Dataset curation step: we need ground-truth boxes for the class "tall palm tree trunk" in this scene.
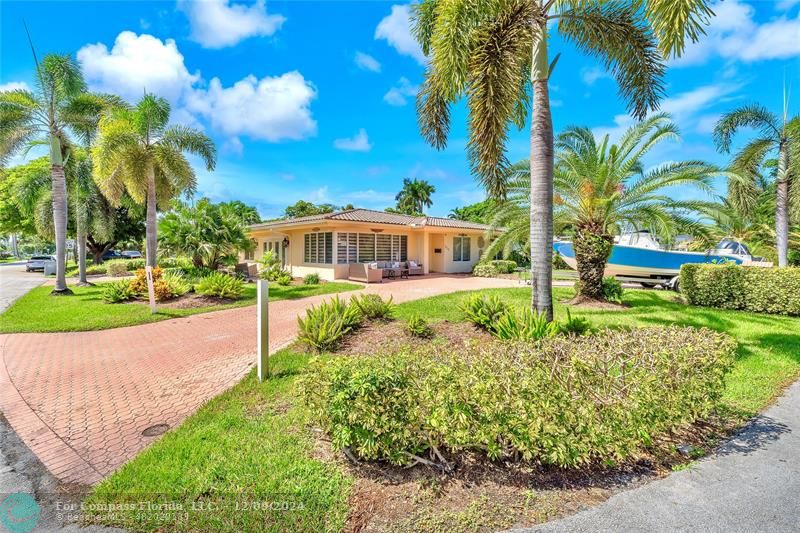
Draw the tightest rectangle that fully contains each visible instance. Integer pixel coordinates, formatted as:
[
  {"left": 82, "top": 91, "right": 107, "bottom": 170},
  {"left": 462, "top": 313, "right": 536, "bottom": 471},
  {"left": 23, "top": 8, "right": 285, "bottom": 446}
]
[
  {"left": 529, "top": 27, "right": 553, "bottom": 321},
  {"left": 76, "top": 210, "right": 89, "bottom": 285},
  {"left": 51, "top": 163, "right": 70, "bottom": 293},
  {"left": 776, "top": 141, "right": 789, "bottom": 267},
  {"left": 145, "top": 163, "right": 158, "bottom": 268}
]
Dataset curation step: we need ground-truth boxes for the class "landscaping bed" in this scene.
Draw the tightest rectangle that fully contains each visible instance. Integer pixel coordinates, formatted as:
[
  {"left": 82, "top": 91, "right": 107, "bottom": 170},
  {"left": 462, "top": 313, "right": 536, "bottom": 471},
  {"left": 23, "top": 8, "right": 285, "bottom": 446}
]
[{"left": 84, "top": 288, "right": 800, "bottom": 532}]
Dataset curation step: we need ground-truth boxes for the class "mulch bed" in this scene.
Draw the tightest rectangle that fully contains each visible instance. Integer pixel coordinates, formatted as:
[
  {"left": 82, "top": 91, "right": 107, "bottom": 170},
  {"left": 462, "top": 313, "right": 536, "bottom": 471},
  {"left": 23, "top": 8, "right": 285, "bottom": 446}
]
[
  {"left": 300, "top": 318, "right": 737, "bottom": 532},
  {"left": 125, "top": 293, "right": 238, "bottom": 309}
]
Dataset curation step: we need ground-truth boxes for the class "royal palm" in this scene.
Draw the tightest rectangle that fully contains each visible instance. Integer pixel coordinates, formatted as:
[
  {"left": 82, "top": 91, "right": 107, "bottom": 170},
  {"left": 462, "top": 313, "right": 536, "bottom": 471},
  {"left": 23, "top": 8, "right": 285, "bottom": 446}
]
[
  {"left": 92, "top": 94, "right": 216, "bottom": 268},
  {"left": 413, "top": 0, "right": 713, "bottom": 319},
  {"left": 0, "top": 54, "right": 107, "bottom": 293},
  {"left": 395, "top": 178, "right": 436, "bottom": 214}
]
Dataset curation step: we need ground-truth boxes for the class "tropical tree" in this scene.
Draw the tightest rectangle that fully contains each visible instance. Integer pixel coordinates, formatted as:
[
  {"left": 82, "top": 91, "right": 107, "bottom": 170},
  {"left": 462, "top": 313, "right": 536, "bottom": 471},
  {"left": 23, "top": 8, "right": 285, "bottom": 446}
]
[
  {"left": 92, "top": 94, "right": 216, "bottom": 268},
  {"left": 283, "top": 200, "right": 337, "bottom": 219},
  {"left": 713, "top": 103, "right": 800, "bottom": 267},
  {"left": 413, "top": 0, "right": 713, "bottom": 319},
  {"left": 159, "top": 198, "right": 254, "bottom": 269},
  {"left": 486, "top": 115, "right": 719, "bottom": 300},
  {"left": 0, "top": 54, "right": 110, "bottom": 293},
  {"left": 395, "top": 178, "right": 435, "bottom": 215},
  {"left": 448, "top": 198, "right": 497, "bottom": 223}
]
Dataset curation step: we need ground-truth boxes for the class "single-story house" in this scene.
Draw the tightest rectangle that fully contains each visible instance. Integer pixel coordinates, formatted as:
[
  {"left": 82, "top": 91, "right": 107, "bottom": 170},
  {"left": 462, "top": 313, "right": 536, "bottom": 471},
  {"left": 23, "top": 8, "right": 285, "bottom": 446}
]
[{"left": 244, "top": 208, "right": 495, "bottom": 281}]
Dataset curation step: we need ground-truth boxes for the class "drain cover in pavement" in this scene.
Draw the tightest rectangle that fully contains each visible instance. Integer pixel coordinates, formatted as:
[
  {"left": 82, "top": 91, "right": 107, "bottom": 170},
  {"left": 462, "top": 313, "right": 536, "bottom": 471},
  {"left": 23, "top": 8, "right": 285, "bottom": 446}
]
[{"left": 141, "top": 423, "right": 170, "bottom": 437}]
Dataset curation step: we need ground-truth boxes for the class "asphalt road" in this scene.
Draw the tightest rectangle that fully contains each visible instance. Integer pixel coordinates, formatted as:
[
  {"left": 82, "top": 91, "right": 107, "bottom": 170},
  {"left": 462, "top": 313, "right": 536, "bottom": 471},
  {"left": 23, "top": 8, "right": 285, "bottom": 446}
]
[
  {"left": 515, "top": 380, "right": 800, "bottom": 533},
  {"left": 0, "top": 261, "right": 45, "bottom": 312}
]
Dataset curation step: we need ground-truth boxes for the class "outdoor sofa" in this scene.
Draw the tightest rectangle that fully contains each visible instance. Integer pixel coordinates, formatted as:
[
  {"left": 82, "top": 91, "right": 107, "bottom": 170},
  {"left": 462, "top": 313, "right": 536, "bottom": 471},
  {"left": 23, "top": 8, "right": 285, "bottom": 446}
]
[{"left": 348, "top": 261, "right": 424, "bottom": 283}]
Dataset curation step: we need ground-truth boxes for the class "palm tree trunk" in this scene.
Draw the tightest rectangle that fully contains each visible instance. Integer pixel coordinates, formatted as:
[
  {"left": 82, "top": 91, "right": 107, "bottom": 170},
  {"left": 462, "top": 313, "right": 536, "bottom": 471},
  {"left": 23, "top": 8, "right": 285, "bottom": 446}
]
[
  {"left": 145, "top": 163, "right": 158, "bottom": 268},
  {"left": 574, "top": 229, "right": 613, "bottom": 299},
  {"left": 10, "top": 234, "right": 18, "bottom": 257},
  {"left": 76, "top": 214, "right": 89, "bottom": 285},
  {"left": 776, "top": 140, "right": 789, "bottom": 267},
  {"left": 529, "top": 27, "right": 553, "bottom": 321},
  {"left": 49, "top": 136, "right": 71, "bottom": 294}
]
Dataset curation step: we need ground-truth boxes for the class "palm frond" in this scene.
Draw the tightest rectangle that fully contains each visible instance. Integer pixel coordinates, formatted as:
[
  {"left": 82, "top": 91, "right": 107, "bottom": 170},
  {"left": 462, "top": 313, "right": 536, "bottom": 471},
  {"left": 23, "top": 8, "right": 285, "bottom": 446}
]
[
  {"left": 557, "top": 2, "right": 665, "bottom": 119},
  {"left": 713, "top": 104, "right": 780, "bottom": 153},
  {"left": 638, "top": 0, "right": 714, "bottom": 58},
  {"left": 416, "top": 71, "right": 452, "bottom": 149},
  {"left": 161, "top": 125, "right": 217, "bottom": 171}
]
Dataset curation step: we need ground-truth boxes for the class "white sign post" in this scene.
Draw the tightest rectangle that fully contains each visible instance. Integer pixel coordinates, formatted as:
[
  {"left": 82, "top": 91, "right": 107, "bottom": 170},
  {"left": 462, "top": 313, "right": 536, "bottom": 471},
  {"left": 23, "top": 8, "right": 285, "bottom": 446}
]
[
  {"left": 145, "top": 265, "right": 157, "bottom": 314},
  {"left": 257, "top": 279, "right": 270, "bottom": 380}
]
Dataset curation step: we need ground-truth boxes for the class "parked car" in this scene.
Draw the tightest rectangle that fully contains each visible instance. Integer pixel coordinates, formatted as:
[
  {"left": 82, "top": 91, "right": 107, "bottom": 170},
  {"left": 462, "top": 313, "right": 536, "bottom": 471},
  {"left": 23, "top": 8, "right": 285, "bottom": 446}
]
[
  {"left": 102, "top": 250, "right": 122, "bottom": 261},
  {"left": 26, "top": 255, "right": 55, "bottom": 272},
  {"left": 120, "top": 250, "right": 143, "bottom": 259}
]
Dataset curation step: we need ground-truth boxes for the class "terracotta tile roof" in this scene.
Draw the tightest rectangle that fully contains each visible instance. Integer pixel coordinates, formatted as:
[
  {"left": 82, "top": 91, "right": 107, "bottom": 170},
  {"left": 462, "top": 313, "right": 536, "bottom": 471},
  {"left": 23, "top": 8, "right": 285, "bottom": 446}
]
[{"left": 249, "top": 208, "right": 495, "bottom": 231}]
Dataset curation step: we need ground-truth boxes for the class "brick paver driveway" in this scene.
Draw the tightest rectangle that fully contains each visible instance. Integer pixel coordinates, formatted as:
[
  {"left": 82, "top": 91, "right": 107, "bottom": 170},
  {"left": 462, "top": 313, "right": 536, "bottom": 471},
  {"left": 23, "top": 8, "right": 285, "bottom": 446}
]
[{"left": 0, "top": 275, "right": 516, "bottom": 485}]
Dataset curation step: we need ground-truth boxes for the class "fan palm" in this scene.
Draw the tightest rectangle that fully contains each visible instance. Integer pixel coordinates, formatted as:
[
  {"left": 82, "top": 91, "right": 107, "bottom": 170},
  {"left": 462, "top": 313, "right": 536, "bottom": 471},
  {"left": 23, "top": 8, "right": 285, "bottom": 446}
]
[
  {"left": 92, "top": 94, "right": 216, "bottom": 268},
  {"left": 713, "top": 103, "right": 800, "bottom": 267},
  {"left": 487, "top": 115, "right": 719, "bottom": 300},
  {"left": 413, "top": 0, "right": 713, "bottom": 319},
  {"left": 395, "top": 178, "right": 436, "bottom": 215},
  {"left": 0, "top": 53, "right": 109, "bottom": 293}
]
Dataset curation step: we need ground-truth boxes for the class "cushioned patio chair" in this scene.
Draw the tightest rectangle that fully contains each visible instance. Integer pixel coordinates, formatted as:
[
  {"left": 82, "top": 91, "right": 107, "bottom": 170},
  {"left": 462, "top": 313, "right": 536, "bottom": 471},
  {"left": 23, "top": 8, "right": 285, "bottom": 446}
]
[{"left": 349, "top": 263, "right": 382, "bottom": 283}]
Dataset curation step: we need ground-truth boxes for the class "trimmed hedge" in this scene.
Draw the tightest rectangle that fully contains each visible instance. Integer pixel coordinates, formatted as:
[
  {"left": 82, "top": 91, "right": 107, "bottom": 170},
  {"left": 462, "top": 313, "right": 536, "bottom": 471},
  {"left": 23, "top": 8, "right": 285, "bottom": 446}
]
[
  {"left": 472, "top": 260, "right": 517, "bottom": 277},
  {"left": 302, "top": 326, "right": 736, "bottom": 467},
  {"left": 681, "top": 263, "right": 800, "bottom": 316}
]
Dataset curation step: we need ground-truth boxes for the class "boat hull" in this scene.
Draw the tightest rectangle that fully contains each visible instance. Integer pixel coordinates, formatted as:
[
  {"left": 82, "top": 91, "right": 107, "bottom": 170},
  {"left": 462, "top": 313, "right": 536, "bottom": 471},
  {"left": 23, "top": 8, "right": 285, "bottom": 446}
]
[{"left": 553, "top": 241, "right": 744, "bottom": 279}]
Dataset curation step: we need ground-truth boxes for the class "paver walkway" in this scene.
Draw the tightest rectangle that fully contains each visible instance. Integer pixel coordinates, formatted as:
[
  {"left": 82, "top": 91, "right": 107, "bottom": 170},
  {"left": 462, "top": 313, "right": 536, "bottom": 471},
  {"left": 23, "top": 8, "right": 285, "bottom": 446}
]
[
  {"left": 0, "top": 275, "right": 515, "bottom": 485},
  {"left": 516, "top": 379, "right": 800, "bottom": 533}
]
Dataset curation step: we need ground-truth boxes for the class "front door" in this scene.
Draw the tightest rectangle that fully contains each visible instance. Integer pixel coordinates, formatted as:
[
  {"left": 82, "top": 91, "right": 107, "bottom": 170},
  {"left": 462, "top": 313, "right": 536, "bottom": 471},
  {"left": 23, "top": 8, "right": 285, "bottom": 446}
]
[{"left": 264, "top": 240, "right": 286, "bottom": 266}]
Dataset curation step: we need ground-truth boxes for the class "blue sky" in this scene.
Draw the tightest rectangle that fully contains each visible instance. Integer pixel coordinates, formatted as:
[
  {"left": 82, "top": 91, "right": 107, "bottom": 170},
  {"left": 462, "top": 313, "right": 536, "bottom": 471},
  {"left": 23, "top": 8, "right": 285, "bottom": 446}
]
[{"left": 2, "top": 0, "right": 800, "bottom": 219}]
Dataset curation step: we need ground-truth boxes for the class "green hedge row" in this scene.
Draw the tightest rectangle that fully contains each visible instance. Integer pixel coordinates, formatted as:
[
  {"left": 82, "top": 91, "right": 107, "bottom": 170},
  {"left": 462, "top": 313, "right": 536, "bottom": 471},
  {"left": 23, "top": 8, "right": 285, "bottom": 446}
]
[
  {"left": 680, "top": 263, "right": 800, "bottom": 316},
  {"left": 472, "top": 259, "right": 517, "bottom": 277},
  {"left": 302, "top": 326, "right": 735, "bottom": 467}
]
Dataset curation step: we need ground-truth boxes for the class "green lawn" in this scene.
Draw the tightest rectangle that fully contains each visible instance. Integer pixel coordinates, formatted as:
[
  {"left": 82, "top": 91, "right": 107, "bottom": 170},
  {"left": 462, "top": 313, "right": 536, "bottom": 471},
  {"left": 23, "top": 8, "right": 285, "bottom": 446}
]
[
  {"left": 86, "top": 287, "right": 800, "bottom": 531},
  {"left": 0, "top": 281, "right": 362, "bottom": 333}
]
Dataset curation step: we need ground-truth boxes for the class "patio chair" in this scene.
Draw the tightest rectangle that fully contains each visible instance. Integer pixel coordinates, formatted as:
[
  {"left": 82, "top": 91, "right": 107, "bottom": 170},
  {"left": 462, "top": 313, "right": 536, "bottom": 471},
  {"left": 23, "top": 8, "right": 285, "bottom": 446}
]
[{"left": 349, "top": 263, "right": 382, "bottom": 283}]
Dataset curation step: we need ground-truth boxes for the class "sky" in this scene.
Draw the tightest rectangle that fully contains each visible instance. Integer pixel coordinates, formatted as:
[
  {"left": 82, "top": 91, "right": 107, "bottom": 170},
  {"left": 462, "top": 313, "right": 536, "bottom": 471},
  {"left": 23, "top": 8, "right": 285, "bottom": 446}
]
[{"left": 2, "top": 0, "right": 800, "bottom": 219}]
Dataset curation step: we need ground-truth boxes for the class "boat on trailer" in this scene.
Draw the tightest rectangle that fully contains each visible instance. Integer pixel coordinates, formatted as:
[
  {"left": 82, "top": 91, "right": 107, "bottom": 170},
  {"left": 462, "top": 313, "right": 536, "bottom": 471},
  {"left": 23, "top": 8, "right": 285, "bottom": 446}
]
[{"left": 553, "top": 231, "right": 772, "bottom": 289}]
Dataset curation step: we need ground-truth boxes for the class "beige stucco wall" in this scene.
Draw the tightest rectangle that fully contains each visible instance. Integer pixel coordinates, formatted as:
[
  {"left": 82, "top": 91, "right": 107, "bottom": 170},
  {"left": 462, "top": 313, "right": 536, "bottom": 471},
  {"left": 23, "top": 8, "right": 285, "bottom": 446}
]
[{"left": 246, "top": 222, "right": 486, "bottom": 280}]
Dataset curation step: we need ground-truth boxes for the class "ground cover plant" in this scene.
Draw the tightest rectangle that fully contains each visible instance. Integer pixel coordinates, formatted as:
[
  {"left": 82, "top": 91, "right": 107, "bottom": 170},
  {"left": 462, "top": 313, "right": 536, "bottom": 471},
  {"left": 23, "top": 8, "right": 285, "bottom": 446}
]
[{"left": 85, "top": 288, "right": 800, "bottom": 532}]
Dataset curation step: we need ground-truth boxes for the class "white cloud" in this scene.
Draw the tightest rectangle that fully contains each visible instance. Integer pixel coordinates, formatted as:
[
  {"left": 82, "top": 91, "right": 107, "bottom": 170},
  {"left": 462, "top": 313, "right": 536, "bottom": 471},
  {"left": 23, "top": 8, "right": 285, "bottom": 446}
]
[
  {"left": 77, "top": 31, "right": 199, "bottom": 102},
  {"left": 384, "top": 77, "right": 418, "bottom": 106},
  {"left": 581, "top": 67, "right": 610, "bottom": 86},
  {"left": 333, "top": 128, "right": 372, "bottom": 152},
  {"left": 354, "top": 52, "right": 381, "bottom": 72},
  {"left": 674, "top": 0, "right": 800, "bottom": 66},
  {"left": 178, "top": 0, "right": 285, "bottom": 49},
  {"left": 341, "top": 189, "right": 395, "bottom": 203},
  {"left": 695, "top": 114, "right": 721, "bottom": 134},
  {"left": 186, "top": 72, "right": 317, "bottom": 142},
  {"left": 375, "top": 5, "right": 425, "bottom": 64},
  {"left": 776, "top": 0, "right": 800, "bottom": 10},
  {"left": 0, "top": 81, "right": 30, "bottom": 92},
  {"left": 222, "top": 137, "right": 244, "bottom": 155}
]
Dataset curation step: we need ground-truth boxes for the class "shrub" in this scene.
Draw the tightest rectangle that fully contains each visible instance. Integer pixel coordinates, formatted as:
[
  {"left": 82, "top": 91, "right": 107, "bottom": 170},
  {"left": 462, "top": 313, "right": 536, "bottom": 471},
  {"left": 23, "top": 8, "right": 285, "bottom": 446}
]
[
  {"left": 460, "top": 294, "right": 508, "bottom": 330},
  {"left": 574, "top": 276, "right": 625, "bottom": 303},
  {"left": 406, "top": 314, "right": 434, "bottom": 338},
  {"left": 162, "top": 270, "right": 191, "bottom": 297},
  {"left": 492, "top": 307, "right": 560, "bottom": 340},
  {"left": 102, "top": 280, "right": 136, "bottom": 303},
  {"left": 303, "top": 273, "right": 320, "bottom": 285},
  {"left": 276, "top": 273, "right": 293, "bottom": 286},
  {"left": 302, "top": 327, "right": 736, "bottom": 467},
  {"left": 297, "top": 297, "right": 362, "bottom": 352},
  {"left": 106, "top": 261, "right": 130, "bottom": 277},
  {"left": 196, "top": 272, "right": 244, "bottom": 299},
  {"left": 680, "top": 263, "right": 800, "bottom": 316},
  {"left": 472, "top": 263, "right": 499, "bottom": 277},
  {"left": 126, "top": 258, "right": 146, "bottom": 270},
  {"left": 158, "top": 257, "right": 194, "bottom": 270},
  {"left": 129, "top": 267, "right": 162, "bottom": 294},
  {"left": 258, "top": 251, "right": 291, "bottom": 281},
  {"left": 557, "top": 309, "right": 594, "bottom": 336},
  {"left": 489, "top": 259, "right": 516, "bottom": 274},
  {"left": 350, "top": 294, "right": 394, "bottom": 320},
  {"left": 553, "top": 252, "right": 570, "bottom": 270}
]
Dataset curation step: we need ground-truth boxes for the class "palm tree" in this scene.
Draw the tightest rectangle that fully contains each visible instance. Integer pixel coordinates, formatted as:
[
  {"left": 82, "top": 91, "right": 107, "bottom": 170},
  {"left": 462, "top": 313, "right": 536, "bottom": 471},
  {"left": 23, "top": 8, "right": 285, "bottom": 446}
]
[
  {"left": 0, "top": 54, "right": 105, "bottom": 293},
  {"left": 413, "top": 0, "right": 713, "bottom": 319},
  {"left": 713, "top": 103, "right": 800, "bottom": 267},
  {"left": 486, "top": 115, "right": 719, "bottom": 300},
  {"left": 92, "top": 94, "right": 216, "bottom": 268},
  {"left": 395, "top": 178, "right": 436, "bottom": 215}
]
